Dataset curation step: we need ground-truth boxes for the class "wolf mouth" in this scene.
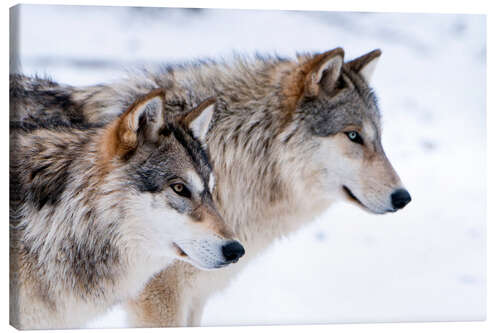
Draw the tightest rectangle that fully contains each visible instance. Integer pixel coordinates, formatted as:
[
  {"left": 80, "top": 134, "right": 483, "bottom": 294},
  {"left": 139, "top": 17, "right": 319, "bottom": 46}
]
[
  {"left": 342, "top": 186, "right": 396, "bottom": 214},
  {"left": 173, "top": 242, "right": 229, "bottom": 270},
  {"left": 173, "top": 243, "right": 188, "bottom": 257},
  {"left": 342, "top": 186, "right": 367, "bottom": 209}
]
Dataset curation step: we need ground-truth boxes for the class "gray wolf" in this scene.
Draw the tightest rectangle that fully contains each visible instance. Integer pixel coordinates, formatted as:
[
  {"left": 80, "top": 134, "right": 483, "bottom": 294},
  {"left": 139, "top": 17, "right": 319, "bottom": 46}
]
[
  {"left": 9, "top": 89, "right": 245, "bottom": 329},
  {"left": 10, "top": 47, "right": 411, "bottom": 327}
]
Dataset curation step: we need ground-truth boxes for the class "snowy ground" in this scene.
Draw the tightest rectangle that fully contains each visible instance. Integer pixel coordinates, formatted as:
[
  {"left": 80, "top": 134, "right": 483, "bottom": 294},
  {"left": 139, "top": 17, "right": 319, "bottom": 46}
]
[{"left": 12, "top": 5, "right": 486, "bottom": 327}]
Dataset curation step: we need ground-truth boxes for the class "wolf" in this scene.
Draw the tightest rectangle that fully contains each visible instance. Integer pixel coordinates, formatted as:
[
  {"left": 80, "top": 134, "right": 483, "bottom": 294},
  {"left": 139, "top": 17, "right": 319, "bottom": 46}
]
[
  {"left": 9, "top": 89, "right": 245, "bottom": 329},
  {"left": 10, "top": 47, "right": 411, "bottom": 327}
]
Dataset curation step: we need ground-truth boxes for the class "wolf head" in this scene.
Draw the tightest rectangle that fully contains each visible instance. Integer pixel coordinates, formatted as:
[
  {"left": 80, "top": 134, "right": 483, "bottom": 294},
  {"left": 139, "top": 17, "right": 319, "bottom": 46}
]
[
  {"left": 100, "top": 90, "right": 244, "bottom": 270},
  {"left": 284, "top": 48, "right": 411, "bottom": 214}
]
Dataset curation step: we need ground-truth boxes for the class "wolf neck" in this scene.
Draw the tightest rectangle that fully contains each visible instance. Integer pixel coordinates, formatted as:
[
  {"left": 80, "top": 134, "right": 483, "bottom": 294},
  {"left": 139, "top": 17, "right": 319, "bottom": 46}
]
[{"left": 208, "top": 121, "right": 330, "bottom": 249}]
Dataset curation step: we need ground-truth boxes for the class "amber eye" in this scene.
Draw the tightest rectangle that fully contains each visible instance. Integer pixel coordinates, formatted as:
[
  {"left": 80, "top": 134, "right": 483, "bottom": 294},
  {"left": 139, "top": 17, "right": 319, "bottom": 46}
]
[{"left": 170, "top": 183, "right": 191, "bottom": 198}]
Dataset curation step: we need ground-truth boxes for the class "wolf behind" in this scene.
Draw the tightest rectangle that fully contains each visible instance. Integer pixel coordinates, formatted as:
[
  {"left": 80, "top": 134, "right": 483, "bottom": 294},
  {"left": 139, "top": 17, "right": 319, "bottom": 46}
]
[
  {"left": 9, "top": 89, "right": 245, "bottom": 329},
  {"left": 11, "top": 47, "right": 411, "bottom": 326}
]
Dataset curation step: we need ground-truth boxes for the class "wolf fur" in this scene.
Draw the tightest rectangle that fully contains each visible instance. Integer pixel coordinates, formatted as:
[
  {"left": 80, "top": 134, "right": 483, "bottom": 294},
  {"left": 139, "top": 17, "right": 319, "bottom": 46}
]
[
  {"left": 9, "top": 89, "right": 244, "bottom": 329},
  {"left": 10, "top": 47, "right": 411, "bottom": 327}
]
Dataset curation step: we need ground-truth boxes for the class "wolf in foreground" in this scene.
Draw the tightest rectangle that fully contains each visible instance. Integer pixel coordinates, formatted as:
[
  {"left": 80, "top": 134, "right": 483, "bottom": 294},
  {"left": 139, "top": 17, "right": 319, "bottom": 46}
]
[
  {"left": 9, "top": 89, "right": 245, "bottom": 329},
  {"left": 10, "top": 47, "right": 411, "bottom": 327}
]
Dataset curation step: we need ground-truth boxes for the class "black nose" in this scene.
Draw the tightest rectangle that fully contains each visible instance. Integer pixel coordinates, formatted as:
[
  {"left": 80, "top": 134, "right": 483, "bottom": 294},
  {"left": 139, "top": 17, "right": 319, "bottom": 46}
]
[
  {"left": 222, "top": 241, "right": 245, "bottom": 263},
  {"left": 391, "top": 189, "right": 412, "bottom": 210}
]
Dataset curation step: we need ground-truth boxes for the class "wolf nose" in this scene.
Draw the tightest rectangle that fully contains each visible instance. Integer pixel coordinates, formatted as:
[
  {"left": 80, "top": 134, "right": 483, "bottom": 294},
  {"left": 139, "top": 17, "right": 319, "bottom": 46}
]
[
  {"left": 222, "top": 241, "right": 245, "bottom": 263},
  {"left": 391, "top": 189, "right": 412, "bottom": 210}
]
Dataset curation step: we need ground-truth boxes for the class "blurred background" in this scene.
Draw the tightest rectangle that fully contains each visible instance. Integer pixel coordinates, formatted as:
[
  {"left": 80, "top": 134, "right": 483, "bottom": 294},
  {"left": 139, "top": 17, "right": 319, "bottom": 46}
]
[{"left": 11, "top": 4, "right": 486, "bottom": 327}]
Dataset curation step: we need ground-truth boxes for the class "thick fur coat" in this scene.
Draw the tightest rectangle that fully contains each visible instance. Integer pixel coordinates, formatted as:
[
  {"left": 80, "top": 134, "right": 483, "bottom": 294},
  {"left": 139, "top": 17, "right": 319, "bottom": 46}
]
[{"left": 10, "top": 47, "right": 411, "bottom": 326}]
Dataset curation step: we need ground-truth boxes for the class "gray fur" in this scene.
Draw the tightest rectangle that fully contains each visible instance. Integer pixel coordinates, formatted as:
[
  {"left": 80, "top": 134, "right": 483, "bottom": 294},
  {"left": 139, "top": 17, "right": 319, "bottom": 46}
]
[{"left": 10, "top": 48, "right": 409, "bottom": 327}]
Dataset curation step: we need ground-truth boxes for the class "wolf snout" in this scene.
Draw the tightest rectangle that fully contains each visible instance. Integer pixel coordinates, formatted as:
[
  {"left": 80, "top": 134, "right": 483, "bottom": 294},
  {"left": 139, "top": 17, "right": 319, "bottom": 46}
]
[
  {"left": 222, "top": 241, "right": 245, "bottom": 263},
  {"left": 391, "top": 189, "right": 411, "bottom": 210}
]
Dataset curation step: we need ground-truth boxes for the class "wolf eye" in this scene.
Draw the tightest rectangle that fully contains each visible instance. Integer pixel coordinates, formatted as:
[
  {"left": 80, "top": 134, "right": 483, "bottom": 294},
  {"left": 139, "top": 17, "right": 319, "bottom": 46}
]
[
  {"left": 171, "top": 183, "right": 191, "bottom": 198},
  {"left": 346, "top": 131, "right": 364, "bottom": 145}
]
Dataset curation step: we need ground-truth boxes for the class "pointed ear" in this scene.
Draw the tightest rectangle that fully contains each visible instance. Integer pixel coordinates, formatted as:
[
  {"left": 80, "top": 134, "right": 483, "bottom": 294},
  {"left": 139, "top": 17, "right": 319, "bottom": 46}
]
[
  {"left": 105, "top": 89, "right": 165, "bottom": 158},
  {"left": 304, "top": 47, "right": 345, "bottom": 96},
  {"left": 346, "top": 49, "right": 382, "bottom": 83},
  {"left": 183, "top": 98, "right": 216, "bottom": 142}
]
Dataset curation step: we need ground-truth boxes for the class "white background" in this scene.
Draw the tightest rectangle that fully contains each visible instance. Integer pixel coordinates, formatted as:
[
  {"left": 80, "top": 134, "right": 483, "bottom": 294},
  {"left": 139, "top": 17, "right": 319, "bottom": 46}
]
[{"left": 4, "top": 1, "right": 498, "bottom": 333}]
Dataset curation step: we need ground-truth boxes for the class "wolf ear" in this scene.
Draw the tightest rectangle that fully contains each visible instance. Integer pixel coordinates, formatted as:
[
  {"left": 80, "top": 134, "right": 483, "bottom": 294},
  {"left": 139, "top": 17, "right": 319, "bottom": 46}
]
[
  {"left": 183, "top": 98, "right": 216, "bottom": 142},
  {"left": 106, "top": 89, "right": 165, "bottom": 158},
  {"left": 304, "top": 47, "right": 345, "bottom": 96},
  {"left": 346, "top": 49, "right": 382, "bottom": 83}
]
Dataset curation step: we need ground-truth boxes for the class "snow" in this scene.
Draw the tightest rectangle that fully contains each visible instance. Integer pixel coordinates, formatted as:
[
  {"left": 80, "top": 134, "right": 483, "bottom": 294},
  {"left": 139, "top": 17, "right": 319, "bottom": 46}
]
[{"left": 12, "top": 4, "right": 486, "bottom": 327}]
